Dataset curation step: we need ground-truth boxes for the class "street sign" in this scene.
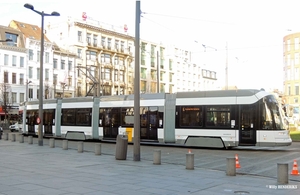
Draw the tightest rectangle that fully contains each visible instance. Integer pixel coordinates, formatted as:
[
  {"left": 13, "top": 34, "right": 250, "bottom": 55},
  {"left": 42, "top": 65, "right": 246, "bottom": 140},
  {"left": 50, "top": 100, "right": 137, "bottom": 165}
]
[{"left": 36, "top": 117, "right": 41, "bottom": 124}]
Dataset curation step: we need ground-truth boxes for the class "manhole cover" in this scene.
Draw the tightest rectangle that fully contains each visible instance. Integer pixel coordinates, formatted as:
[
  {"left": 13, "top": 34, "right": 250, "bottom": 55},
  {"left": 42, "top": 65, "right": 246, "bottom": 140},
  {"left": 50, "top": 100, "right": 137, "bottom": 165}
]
[{"left": 234, "top": 191, "right": 250, "bottom": 194}]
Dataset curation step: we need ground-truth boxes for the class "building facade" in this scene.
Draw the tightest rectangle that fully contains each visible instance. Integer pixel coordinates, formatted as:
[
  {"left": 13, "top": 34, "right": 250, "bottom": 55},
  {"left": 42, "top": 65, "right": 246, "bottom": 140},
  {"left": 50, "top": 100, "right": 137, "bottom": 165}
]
[
  {"left": 283, "top": 33, "right": 300, "bottom": 105},
  {"left": 0, "top": 25, "right": 27, "bottom": 121},
  {"left": 9, "top": 20, "right": 56, "bottom": 101},
  {"left": 46, "top": 17, "right": 135, "bottom": 97}
]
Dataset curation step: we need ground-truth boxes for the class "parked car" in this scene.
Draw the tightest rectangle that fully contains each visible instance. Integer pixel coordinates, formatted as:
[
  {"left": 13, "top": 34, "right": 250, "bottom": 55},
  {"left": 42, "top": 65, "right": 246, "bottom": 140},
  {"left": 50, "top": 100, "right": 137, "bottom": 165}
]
[{"left": 9, "top": 123, "right": 20, "bottom": 132}]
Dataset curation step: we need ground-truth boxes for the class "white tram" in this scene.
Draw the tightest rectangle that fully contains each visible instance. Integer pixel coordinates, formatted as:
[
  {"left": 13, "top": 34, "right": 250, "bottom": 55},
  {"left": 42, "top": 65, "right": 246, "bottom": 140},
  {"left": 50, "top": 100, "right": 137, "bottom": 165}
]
[{"left": 22, "top": 89, "right": 292, "bottom": 148}]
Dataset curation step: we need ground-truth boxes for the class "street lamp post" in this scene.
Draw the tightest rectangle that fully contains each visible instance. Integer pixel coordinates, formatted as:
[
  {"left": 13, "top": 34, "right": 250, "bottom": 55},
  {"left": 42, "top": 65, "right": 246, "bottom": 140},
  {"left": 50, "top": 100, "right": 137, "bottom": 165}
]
[
  {"left": 24, "top": 3, "right": 60, "bottom": 146},
  {"left": 26, "top": 80, "right": 32, "bottom": 102}
]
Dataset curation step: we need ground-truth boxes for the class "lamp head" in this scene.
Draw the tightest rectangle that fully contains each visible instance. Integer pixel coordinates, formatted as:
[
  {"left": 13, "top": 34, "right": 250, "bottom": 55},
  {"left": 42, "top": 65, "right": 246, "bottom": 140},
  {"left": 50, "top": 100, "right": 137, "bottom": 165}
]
[
  {"left": 24, "top": 3, "right": 34, "bottom": 10},
  {"left": 51, "top": 11, "right": 60, "bottom": 16}
]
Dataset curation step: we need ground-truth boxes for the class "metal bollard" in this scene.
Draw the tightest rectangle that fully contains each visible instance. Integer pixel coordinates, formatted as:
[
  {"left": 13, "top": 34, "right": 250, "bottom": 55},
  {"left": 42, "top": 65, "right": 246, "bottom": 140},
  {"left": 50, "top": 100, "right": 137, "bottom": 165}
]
[
  {"left": 49, "top": 138, "right": 55, "bottom": 148},
  {"left": 28, "top": 136, "right": 33, "bottom": 144},
  {"left": 11, "top": 134, "right": 16, "bottom": 142},
  {"left": 277, "top": 163, "right": 288, "bottom": 184},
  {"left": 78, "top": 142, "right": 84, "bottom": 153},
  {"left": 115, "top": 135, "right": 128, "bottom": 160},
  {"left": 19, "top": 134, "right": 24, "bottom": 143},
  {"left": 153, "top": 149, "right": 161, "bottom": 165},
  {"left": 62, "top": 140, "right": 68, "bottom": 150},
  {"left": 186, "top": 152, "right": 194, "bottom": 170},
  {"left": 3, "top": 133, "right": 8, "bottom": 141},
  {"left": 226, "top": 158, "right": 236, "bottom": 176},
  {"left": 95, "top": 143, "right": 101, "bottom": 155}
]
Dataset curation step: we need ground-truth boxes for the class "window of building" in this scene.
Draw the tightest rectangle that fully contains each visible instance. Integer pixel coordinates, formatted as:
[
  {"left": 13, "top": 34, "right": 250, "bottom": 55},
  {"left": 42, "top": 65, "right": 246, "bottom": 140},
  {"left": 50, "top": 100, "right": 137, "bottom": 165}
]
[
  {"left": 296, "top": 85, "right": 299, "bottom": 95},
  {"left": 29, "top": 88, "right": 33, "bottom": 99},
  {"left": 12, "top": 93, "right": 17, "bottom": 103},
  {"left": 101, "top": 53, "right": 111, "bottom": 63},
  {"left": 37, "top": 51, "right": 40, "bottom": 62},
  {"left": 53, "top": 74, "right": 58, "bottom": 85},
  {"left": 115, "top": 40, "right": 119, "bottom": 51},
  {"left": 12, "top": 73, "right": 16, "bottom": 84},
  {"left": 20, "top": 56, "right": 24, "bottom": 67},
  {"left": 37, "top": 68, "right": 40, "bottom": 80},
  {"left": 141, "top": 68, "right": 147, "bottom": 79},
  {"left": 121, "top": 41, "right": 124, "bottom": 52},
  {"left": 120, "top": 71, "right": 124, "bottom": 82},
  {"left": 77, "top": 49, "right": 82, "bottom": 58},
  {"left": 113, "top": 70, "right": 118, "bottom": 82},
  {"left": 61, "top": 60, "right": 65, "bottom": 69},
  {"left": 29, "top": 49, "right": 33, "bottom": 60},
  {"left": 29, "top": 67, "right": 33, "bottom": 78},
  {"left": 287, "top": 39, "right": 291, "bottom": 51},
  {"left": 104, "top": 68, "right": 111, "bottom": 80},
  {"left": 108, "top": 38, "right": 112, "bottom": 49},
  {"left": 68, "top": 76, "right": 72, "bottom": 87},
  {"left": 101, "top": 37, "right": 106, "bottom": 48},
  {"left": 12, "top": 55, "right": 17, "bottom": 66},
  {"left": 87, "top": 51, "right": 97, "bottom": 61},
  {"left": 78, "top": 31, "right": 82, "bottom": 42},
  {"left": 4, "top": 72, "right": 8, "bottom": 83},
  {"left": 20, "top": 73, "right": 24, "bottom": 85},
  {"left": 77, "top": 84, "right": 82, "bottom": 96},
  {"left": 45, "top": 69, "right": 49, "bottom": 81},
  {"left": 68, "top": 61, "right": 72, "bottom": 71},
  {"left": 45, "top": 52, "right": 49, "bottom": 63},
  {"left": 53, "top": 58, "right": 57, "bottom": 69},
  {"left": 20, "top": 93, "right": 24, "bottom": 103},
  {"left": 5, "top": 32, "right": 17, "bottom": 46},
  {"left": 87, "top": 33, "right": 91, "bottom": 45},
  {"left": 93, "top": 35, "right": 98, "bottom": 47},
  {"left": 4, "top": 54, "right": 9, "bottom": 65}
]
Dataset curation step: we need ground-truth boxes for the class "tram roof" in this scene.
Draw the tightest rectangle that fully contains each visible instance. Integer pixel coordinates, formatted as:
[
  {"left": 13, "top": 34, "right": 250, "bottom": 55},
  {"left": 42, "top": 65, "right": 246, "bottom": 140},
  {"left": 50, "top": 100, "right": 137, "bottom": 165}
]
[{"left": 175, "top": 89, "right": 266, "bottom": 98}]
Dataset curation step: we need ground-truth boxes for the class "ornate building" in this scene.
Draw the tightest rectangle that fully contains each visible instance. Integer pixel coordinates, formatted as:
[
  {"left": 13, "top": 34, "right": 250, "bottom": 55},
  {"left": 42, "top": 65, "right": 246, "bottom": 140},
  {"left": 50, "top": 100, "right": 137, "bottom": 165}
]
[{"left": 46, "top": 17, "right": 135, "bottom": 97}]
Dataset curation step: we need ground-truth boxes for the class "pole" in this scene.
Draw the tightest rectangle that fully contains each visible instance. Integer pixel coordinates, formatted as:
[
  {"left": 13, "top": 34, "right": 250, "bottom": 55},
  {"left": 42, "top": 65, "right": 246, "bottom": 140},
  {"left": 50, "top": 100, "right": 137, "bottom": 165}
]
[
  {"left": 133, "top": 0, "right": 141, "bottom": 161},
  {"left": 38, "top": 12, "right": 44, "bottom": 146},
  {"left": 157, "top": 51, "right": 159, "bottom": 93},
  {"left": 225, "top": 42, "right": 228, "bottom": 90}
]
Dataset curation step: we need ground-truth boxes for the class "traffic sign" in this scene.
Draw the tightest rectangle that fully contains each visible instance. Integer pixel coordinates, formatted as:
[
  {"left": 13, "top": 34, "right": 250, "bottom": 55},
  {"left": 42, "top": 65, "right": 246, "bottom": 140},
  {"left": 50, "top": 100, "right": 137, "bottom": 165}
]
[{"left": 36, "top": 117, "right": 41, "bottom": 124}]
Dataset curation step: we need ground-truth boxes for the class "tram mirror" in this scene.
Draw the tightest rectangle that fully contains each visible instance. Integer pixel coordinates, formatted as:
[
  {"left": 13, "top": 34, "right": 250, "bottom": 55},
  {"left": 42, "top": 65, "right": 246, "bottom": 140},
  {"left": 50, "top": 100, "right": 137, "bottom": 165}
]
[
  {"left": 231, "top": 120, "right": 235, "bottom": 128},
  {"left": 159, "top": 119, "right": 162, "bottom": 127}
]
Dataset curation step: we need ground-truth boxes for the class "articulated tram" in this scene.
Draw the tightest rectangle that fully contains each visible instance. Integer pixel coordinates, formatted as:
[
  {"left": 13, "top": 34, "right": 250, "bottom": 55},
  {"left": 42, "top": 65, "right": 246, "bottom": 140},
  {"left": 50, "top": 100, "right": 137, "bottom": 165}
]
[{"left": 21, "top": 89, "right": 292, "bottom": 148}]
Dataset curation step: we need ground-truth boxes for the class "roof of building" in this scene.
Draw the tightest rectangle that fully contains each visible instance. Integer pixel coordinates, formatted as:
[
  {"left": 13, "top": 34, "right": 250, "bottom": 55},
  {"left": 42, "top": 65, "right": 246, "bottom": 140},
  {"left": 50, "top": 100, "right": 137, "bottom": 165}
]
[{"left": 9, "top": 20, "right": 51, "bottom": 42}]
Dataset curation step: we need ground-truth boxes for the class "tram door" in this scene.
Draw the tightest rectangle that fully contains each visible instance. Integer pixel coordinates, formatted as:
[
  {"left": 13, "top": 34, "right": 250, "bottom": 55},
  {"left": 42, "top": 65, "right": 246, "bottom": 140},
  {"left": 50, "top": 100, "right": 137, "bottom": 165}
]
[
  {"left": 44, "top": 109, "right": 55, "bottom": 136},
  {"left": 101, "top": 108, "right": 120, "bottom": 139},
  {"left": 239, "top": 105, "right": 256, "bottom": 145},
  {"left": 140, "top": 107, "right": 158, "bottom": 141},
  {"left": 27, "top": 110, "right": 37, "bottom": 135}
]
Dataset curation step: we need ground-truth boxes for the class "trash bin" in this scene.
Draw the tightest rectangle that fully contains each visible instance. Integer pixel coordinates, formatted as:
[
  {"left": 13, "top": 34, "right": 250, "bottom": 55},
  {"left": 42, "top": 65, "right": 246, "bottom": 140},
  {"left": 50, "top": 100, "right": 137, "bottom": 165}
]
[{"left": 115, "top": 134, "right": 128, "bottom": 160}]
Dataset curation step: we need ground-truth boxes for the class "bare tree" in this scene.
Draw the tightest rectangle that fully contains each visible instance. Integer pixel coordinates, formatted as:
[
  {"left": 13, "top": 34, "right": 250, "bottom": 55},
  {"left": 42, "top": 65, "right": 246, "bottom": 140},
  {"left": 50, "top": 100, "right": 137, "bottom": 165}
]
[{"left": 0, "top": 82, "right": 12, "bottom": 129}]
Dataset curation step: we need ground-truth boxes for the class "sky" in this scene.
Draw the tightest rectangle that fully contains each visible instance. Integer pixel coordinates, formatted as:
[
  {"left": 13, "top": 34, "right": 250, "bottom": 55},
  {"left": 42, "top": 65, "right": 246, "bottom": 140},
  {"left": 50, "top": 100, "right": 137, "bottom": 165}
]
[{"left": 1, "top": 0, "right": 299, "bottom": 91}]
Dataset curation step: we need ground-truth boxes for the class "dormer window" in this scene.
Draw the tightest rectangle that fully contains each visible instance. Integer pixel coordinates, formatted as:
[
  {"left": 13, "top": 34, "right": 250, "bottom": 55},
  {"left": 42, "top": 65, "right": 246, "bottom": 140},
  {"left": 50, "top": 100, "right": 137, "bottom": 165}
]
[
  {"left": 32, "top": 26, "right": 37, "bottom": 30},
  {"left": 20, "top": 23, "right": 25, "bottom": 27}
]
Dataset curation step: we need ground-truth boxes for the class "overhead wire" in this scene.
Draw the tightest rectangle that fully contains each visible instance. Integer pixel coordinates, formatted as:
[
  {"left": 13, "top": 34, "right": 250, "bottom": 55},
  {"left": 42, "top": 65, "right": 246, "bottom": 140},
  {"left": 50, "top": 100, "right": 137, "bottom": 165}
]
[{"left": 141, "top": 11, "right": 286, "bottom": 52}]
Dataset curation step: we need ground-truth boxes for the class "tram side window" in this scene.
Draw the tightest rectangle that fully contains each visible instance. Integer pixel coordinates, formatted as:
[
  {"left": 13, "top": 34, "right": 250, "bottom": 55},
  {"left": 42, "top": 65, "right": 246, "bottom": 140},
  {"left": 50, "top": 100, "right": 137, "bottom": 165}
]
[
  {"left": 26, "top": 110, "right": 38, "bottom": 125},
  {"left": 206, "top": 106, "right": 230, "bottom": 128},
  {"left": 44, "top": 109, "right": 55, "bottom": 125},
  {"left": 76, "top": 108, "right": 92, "bottom": 126},
  {"left": 62, "top": 109, "right": 75, "bottom": 126},
  {"left": 121, "top": 107, "right": 134, "bottom": 127},
  {"left": 179, "top": 106, "right": 203, "bottom": 127}
]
